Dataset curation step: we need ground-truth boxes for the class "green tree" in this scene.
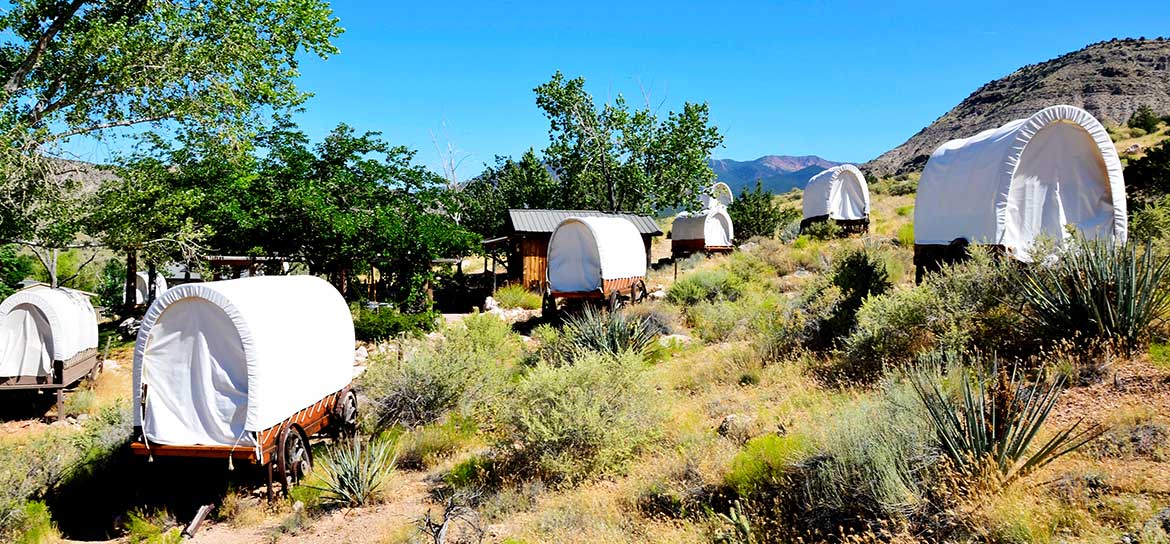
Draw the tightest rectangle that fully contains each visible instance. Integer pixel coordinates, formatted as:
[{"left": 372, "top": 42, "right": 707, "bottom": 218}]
[
  {"left": 0, "top": 245, "right": 35, "bottom": 299},
  {"left": 1128, "top": 105, "right": 1162, "bottom": 133},
  {"left": 728, "top": 181, "right": 794, "bottom": 239},
  {"left": 0, "top": 0, "right": 341, "bottom": 284},
  {"left": 460, "top": 148, "right": 558, "bottom": 238},
  {"left": 534, "top": 71, "right": 723, "bottom": 214},
  {"left": 256, "top": 123, "right": 476, "bottom": 309}
]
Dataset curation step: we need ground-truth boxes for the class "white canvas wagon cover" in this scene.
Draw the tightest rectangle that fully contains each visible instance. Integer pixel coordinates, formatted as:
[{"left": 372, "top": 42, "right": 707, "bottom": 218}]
[
  {"left": 914, "top": 105, "right": 1127, "bottom": 259},
  {"left": 132, "top": 275, "right": 354, "bottom": 447},
  {"left": 672, "top": 207, "right": 734, "bottom": 247},
  {"left": 135, "top": 271, "right": 169, "bottom": 304},
  {"left": 0, "top": 286, "right": 98, "bottom": 378},
  {"left": 547, "top": 216, "right": 647, "bottom": 293},
  {"left": 802, "top": 164, "right": 870, "bottom": 221}
]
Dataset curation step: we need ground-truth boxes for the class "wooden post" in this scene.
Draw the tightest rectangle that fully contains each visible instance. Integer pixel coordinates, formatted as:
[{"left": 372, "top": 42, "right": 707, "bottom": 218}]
[{"left": 53, "top": 359, "right": 65, "bottom": 422}]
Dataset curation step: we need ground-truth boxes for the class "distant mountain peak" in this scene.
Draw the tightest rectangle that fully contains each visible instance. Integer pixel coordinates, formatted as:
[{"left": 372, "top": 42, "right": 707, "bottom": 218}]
[{"left": 709, "top": 155, "right": 843, "bottom": 194}]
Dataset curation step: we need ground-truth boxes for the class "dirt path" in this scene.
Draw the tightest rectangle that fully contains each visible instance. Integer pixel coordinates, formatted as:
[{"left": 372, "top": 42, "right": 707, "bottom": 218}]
[{"left": 191, "top": 469, "right": 433, "bottom": 544}]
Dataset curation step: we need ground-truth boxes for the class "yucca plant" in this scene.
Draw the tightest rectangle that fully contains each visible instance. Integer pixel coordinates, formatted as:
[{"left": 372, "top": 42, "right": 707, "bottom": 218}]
[
  {"left": 312, "top": 436, "right": 397, "bottom": 507},
  {"left": 909, "top": 358, "right": 1104, "bottom": 486},
  {"left": 1015, "top": 238, "right": 1170, "bottom": 355},
  {"left": 561, "top": 305, "right": 660, "bottom": 361}
]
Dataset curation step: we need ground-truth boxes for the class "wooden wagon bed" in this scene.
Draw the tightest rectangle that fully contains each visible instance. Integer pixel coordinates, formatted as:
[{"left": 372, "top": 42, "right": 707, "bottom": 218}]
[
  {"left": 131, "top": 386, "right": 356, "bottom": 500},
  {"left": 671, "top": 238, "right": 734, "bottom": 258},
  {"left": 0, "top": 348, "right": 101, "bottom": 421}
]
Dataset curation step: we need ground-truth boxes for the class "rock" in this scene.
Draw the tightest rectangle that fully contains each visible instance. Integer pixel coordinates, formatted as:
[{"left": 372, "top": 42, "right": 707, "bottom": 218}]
[
  {"left": 738, "top": 242, "right": 758, "bottom": 252},
  {"left": 1125, "top": 143, "right": 1142, "bottom": 154},
  {"left": 659, "top": 334, "right": 692, "bottom": 347},
  {"left": 354, "top": 346, "right": 369, "bottom": 363},
  {"left": 103, "top": 359, "right": 120, "bottom": 370},
  {"left": 293, "top": 501, "right": 305, "bottom": 513},
  {"left": 117, "top": 317, "right": 141, "bottom": 340},
  {"left": 717, "top": 414, "right": 757, "bottom": 445},
  {"left": 484, "top": 296, "right": 499, "bottom": 311},
  {"left": 793, "top": 269, "right": 812, "bottom": 278},
  {"left": 1143, "top": 506, "right": 1170, "bottom": 536},
  {"left": 649, "top": 289, "right": 667, "bottom": 300}
]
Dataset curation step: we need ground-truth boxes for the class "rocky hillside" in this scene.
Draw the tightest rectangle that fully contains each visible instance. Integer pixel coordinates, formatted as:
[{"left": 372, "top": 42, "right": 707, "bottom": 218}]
[
  {"left": 709, "top": 155, "right": 842, "bottom": 194},
  {"left": 868, "top": 38, "right": 1170, "bottom": 175}
]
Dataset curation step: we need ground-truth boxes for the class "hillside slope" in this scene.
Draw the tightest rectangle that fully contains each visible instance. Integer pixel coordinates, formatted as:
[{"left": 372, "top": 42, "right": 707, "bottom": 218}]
[{"left": 868, "top": 38, "right": 1170, "bottom": 175}]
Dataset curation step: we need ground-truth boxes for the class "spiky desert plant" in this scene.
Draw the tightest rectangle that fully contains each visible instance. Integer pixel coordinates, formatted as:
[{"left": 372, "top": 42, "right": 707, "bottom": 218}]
[
  {"left": 1015, "top": 238, "right": 1170, "bottom": 355},
  {"left": 313, "top": 436, "right": 397, "bottom": 507},
  {"left": 910, "top": 357, "right": 1104, "bottom": 486},
  {"left": 561, "top": 305, "right": 659, "bottom": 361}
]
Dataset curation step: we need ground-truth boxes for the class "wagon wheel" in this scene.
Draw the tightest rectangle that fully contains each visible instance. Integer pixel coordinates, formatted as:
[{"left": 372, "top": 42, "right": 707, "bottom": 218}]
[
  {"left": 85, "top": 359, "right": 103, "bottom": 388},
  {"left": 277, "top": 425, "right": 312, "bottom": 494},
  {"left": 632, "top": 280, "right": 648, "bottom": 304},
  {"left": 608, "top": 291, "right": 622, "bottom": 312},
  {"left": 333, "top": 390, "right": 359, "bottom": 439},
  {"left": 541, "top": 290, "right": 558, "bottom": 320}
]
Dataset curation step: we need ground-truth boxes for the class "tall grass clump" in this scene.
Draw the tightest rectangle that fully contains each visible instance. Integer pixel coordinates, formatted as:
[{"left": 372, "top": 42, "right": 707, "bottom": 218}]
[
  {"left": 496, "top": 351, "right": 658, "bottom": 485},
  {"left": 667, "top": 268, "right": 743, "bottom": 306},
  {"left": 910, "top": 355, "right": 1106, "bottom": 486},
  {"left": 312, "top": 436, "right": 397, "bottom": 507},
  {"left": 360, "top": 312, "right": 522, "bottom": 429},
  {"left": 493, "top": 284, "right": 542, "bottom": 310},
  {"left": 1016, "top": 238, "right": 1170, "bottom": 355},
  {"left": 559, "top": 306, "right": 660, "bottom": 362}
]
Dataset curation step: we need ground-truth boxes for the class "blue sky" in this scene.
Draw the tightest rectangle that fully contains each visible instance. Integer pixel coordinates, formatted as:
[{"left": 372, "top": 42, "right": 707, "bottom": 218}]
[{"left": 66, "top": 1, "right": 1170, "bottom": 177}]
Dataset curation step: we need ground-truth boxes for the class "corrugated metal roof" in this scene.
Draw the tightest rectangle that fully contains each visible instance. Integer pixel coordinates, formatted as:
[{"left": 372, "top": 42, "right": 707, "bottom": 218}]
[{"left": 507, "top": 209, "right": 663, "bottom": 236}]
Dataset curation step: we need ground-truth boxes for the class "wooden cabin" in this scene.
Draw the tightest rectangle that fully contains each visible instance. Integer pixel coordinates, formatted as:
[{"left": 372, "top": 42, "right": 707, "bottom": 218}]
[{"left": 485, "top": 209, "right": 663, "bottom": 291}]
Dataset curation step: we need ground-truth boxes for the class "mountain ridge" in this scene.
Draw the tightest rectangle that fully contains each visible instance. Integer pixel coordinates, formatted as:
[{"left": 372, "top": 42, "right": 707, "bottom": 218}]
[
  {"left": 709, "top": 155, "right": 843, "bottom": 194},
  {"left": 866, "top": 38, "right": 1170, "bottom": 175}
]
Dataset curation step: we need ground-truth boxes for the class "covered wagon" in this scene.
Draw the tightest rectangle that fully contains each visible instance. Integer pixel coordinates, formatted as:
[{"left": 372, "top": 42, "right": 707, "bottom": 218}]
[
  {"left": 913, "top": 105, "right": 1127, "bottom": 281},
  {"left": 672, "top": 182, "right": 735, "bottom": 257},
  {"left": 130, "top": 275, "right": 358, "bottom": 497},
  {"left": 135, "top": 271, "right": 169, "bottom": 305},
  {"left": 543, "top": 216, "right": 648, "bottom": 313},
  {"left": 800, "top": 164, "right": 871, "bottom": 234},
  {"left": 0, "top": 285, "right": 100, "bottom": 420}
]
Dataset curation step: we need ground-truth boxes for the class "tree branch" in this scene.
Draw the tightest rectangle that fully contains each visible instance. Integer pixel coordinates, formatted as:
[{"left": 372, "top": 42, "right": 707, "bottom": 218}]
[
  {"left": 49, "top": 115, "right": 167, "bottom": 141},
  {"left": 3, "top": 0, "right": 89, "bottom": 95},
  {"left": 56, "top": 249, "right": 100, "bottom": 285}
]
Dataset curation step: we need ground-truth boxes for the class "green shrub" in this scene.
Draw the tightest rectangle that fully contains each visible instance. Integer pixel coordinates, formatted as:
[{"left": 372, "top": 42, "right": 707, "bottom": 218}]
[
  {"left": 360, "top": 313, "right": 521, "bottom": 429},
  {"left": 1016, "top": 238, "right": 1170, "bottom": 355},
  {"left": 896, "top": 223, "right": 915, "bottom": 248},
  {"left": 725, "top": 434, "right": 813, "bottom": 497},
  {"left": 559, "top": 306, "right": 661, "bottom": 362},
  {"left": 125, "top": 509, "right": 182, "bottom": 544},
  {"left": 97, "top": 258, "right": 126, "bottom": 314},
  {"left": 910, "top": 356, "right": 1105, "bottom": 486},
  {"left": 690, "top": 291, "right": 782, "bottom": 345},
  {"left": 10, "top": 501, "right": 57, "bottom": 544},
  {"left": 1129, "top": 105, "right": 1162, "bottom": 133},
  {"left": 312, "top": 436, "right": 397, "bottom": 507},
  {"left": 352, "top": 307, "right": 438, "bottom": 341},
  {"left": 728, "top": 180, "right": 792, "bottom": 239},
  {"left": 842, "top": 248, "right": 1024, "bottom": 380},
  {"left": 802, "top": 219, "right": 841, "bottom": 240},
  {"left": 64, "top": 388, "right": 96, "bottom": 417},
  {"left": 1130, "top": 196, "right": 1170, "bottom": 241},
  {"left": 496, "top": 351, "right": 658, "bottom": 485},
  {"left": 667, "top": 268, "right": 743, "bottom": 306},
  {"left": 802, "top": 245, "right": 892, "bottom": 351},
  {"left": 895, "top": 205, "right": 914, "bottom": 217},
  {"left": 493, "top": 284, "right": 542, "bottom": 310},
  {"left": 392, "top": 415, "right": 478, "bottom": 469}
]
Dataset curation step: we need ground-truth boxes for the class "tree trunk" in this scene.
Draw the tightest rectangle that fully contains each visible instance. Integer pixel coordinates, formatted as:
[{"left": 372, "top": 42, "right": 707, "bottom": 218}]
[
  {"left": 49, "top": 248, "right": 58, "bottom": 288},
  {"left": 338, "top": 263, "right": 349, "bottom": 299},
  {"left": 124, "top": 250, "right": 138, "bottom": 316},
  {"left": 147, "top": 263, "right": 159, "bottom": 306}
]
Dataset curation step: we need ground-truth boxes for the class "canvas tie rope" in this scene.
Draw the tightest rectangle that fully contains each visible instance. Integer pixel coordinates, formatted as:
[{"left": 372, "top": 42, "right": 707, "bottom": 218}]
[{"left": 226, "top": 428, "right": 249, "bottom": 471}]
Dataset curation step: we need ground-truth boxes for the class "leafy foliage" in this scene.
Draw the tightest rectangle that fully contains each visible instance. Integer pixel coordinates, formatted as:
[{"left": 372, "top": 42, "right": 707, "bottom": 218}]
[
  {"left": 1128, "top": 105, "right": 1163, "bottom": 133},
  {"left": 910, "top": 358, "right": 1105, "bottom": 485},
  {"left": 1015, "top": 239, "right": 1170, "bottom": 354},
  {"left": 534, "top": 71, "right": 723, "bottom": 214},
  {"left": 0, "top": 245, "right": 35, "bottom": 299},
  {"left": 727, "top": 181, "right": 793, "bottom": 240},
  {"left": 459, "top": 149, "right": 558, "bottom": 238},
  {"left": 352, "top": 307, "right": 438, "bottom": 342},
  {"left": 492, "top": 285, "right": 543, "bottom": 310},
  {"left": 805, "top": 245, "right": 892, "bottom": 351},
  {"left": 497, "top": 351, "right": 657, "bottom": 485},
  {"left": 313, "top": 436, "right": 397, "bottom": 508}
]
